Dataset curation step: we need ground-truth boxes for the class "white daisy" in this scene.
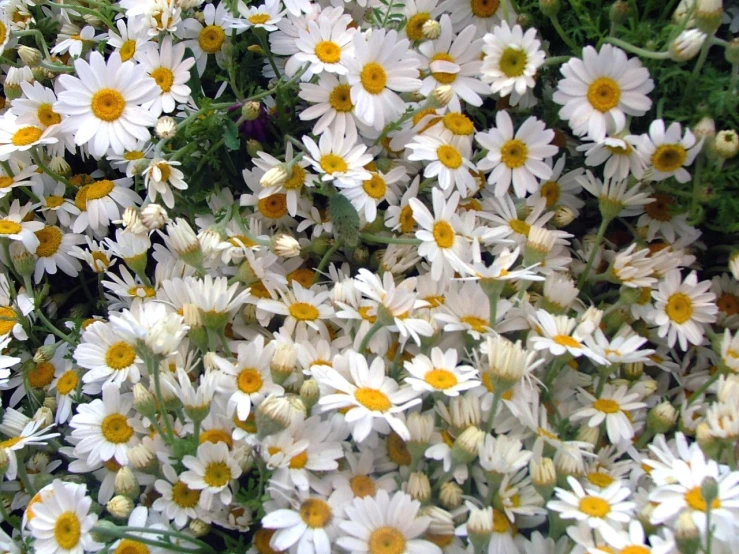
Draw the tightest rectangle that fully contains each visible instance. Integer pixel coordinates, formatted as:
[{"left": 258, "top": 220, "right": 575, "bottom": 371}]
[
  {"left": 443, "top": 0, "right": 508, "bottom": 33},
  {"left": 143, "top": 158, "right": 188, "bottom": 209},
  {"left": 179, "top": 3, "right": 239, "bottom": 75},
  {"left": 638, "top": 119, "right": 702, "bottom": 183},
  {"left": 407, "top": 131, "right": 478, "bottom": 197},
  {"left": 0, "top": 199, "right": 44, "bottom": 253},
  {"left": 230, "top": 0, "right": 285, "bottom": 32},
  {"left": 0, "top": 112, "right": 59, "bottom": 160},
  {"left": 529, "top": 309, "right": 607, "bottom": 364},
  {"left": 10, "top": 81, "right": 64, "bottom": 129},
  {"left": 336, "top": 164, "right": 405, "bottom": 223},
  {"left": 71, "top": 177, "right": 141, "bottom": 234},
  {"left": 299, "top": 74, "right": 359, "bottom": 136},
  {"left": 0, "top": 161, "right": 40, "bottom": 201},
  {"left": 180, "top": 441, "right": 242, "bottom": 509},
  {"left": 576, "top": 134, "right": 645, "bottom": 180},
  {"left": 404, "top": 347, "right": 480, "bottom": 396},
  {"left": 476, "top": 110, "right": 558, "bottom": 198},
  {"left": 152, "top": 463, "right": 203, "bottom": 528},
  {"left": 31, "top": 225, "right": 85, "bottom": 283},
  {"left": 553, "top": 44, "right": 654, "bottom": 142},
  {"left": 571, "top": 385, "right": 646, "bottom": 445},
  {"left": 136, "top": 35, "right": 195, "bottom": 117},
  {"left": 0, "top": 419, "right": 59, "bottom": 480},
  {"left": 302, "top": 126, "right": 372, "bottom": 188},
  {"left": 292, "top": 12, "right": 355, "bottom": 76},
  {"left": 253, "top": 143, "right": 315, "bottom": 216},
  {"left": 107, "top": 16, "right": 152, "bottom": 62}
]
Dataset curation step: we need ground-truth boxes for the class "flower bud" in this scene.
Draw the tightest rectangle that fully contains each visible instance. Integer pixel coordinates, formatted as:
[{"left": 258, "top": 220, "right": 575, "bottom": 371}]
[
  {"left": 675, "top": 511, "right": 701, "bottom": 554},
  {"left": 408, "top": 472, "right": 431, "bottom": 503},
  {"left": 428, "top": 85, "right": 453, "bottom": 108},
  {"left": 255, "top": 394, "right": 293, "bottom": 438},
  {"left": 451, "top": 426, "right": 484, "bottom": 465},
  {"left": 299, "top": 378, "right": 320, "bottom": 413},
  {"left": 695, "top": 0, "right": 722, "bottom": 34},
  {"left": 553, "top": 205, "right": 576, "bottom": 227},
  {"left": 132, "top": 383, "right": 157, "bottom": 417},
  {"left": 466, "top": 506, "right": 493, "bottom": 552},
  {"left": 241, "top": 101, "right": 261, "bottom": 121},
  {"left": 714, "top": 130, "right": 739, "bottom": 159},
  {"left": 17, "top": 46, "right": 42, "bottom": 67},
  {"left": 272, "top": 234, "right": 301, "bottom": 258},
  {"left": 270, "top": 342, "right": 297, "bottom": 384},
  {"left": 128, "top": 443, "right": 157, "bottom": 472},
  {"left": 48, "top": 156, "right": 71, "bottom": 176},
  {"left": 576, "top": 424, "right": 600, "bottom": 447},
  {"left": 260, "top": 166, "right": 288, "bottom": 189},
  {"left": 439, "top": 481, "right": 463, "bottom": 509},
  {"left": 120, "top": 206, "right": 148, "bottom": 235},
  {"left": 407, "top": 412, "right": 434, "bottom": 446},
  {"left": 155, "top": 116, "right": 177, "bottom": 139},
  {"left": 670, "top": 29, "right": 707, "bottom": 62},
  {"left": 140, "top": 203, "right": 170, "bottom": 231},
  {"left": 33, "top": 407, "right": 53, "bottom": 428},
  {"left": 531, "top": 457, "right": 556, "bottom": 500},
  {"left": 33, "top": 343, "right": 57, "bottom": 364},
  {"left": 43, "top": 396, "right": 57, "bottom": 411},
  {"left": 539, "top": 0, "right": 560, "bottom": 16},
  {"left": 107, "top": 495, "right": 134, "bottom": 519},
  {"left": 114, "top": 466, "right": 139, "bottom": 496},
  {"left": 648, "top": 401, "right": 677, "bottom": 433},
  {"left": 246, "top": 138, "right": 263, "bottom": 157},
  {"left": 9, "top": 242, "right": 35, "bottom": 278},
  {"left": 726, "top": 38, "right": 739, "bottom": 65},
  {"left": 422, "top": 19, "right": 441, "bottom": 40},
  {"left": 189, "top": 519, "right": 210, "bottom": 537},
  {"left": 610, "top": 0, "right": 631, "bottom": 24}
]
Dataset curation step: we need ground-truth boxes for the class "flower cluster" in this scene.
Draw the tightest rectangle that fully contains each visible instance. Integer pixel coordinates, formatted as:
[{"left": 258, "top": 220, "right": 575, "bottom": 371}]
[{"left": 0, "top": 0, "right": 739, "bottom": 553}]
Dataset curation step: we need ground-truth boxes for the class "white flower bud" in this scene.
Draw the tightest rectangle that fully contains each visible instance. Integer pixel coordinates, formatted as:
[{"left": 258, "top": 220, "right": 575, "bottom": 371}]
[
  {"left": 107, "top": 495, "right": 134, "bottom": 519},
  {"left": 407, "top": 472, "right": 431, "bottom": 503},
  {"left": 17, "top": 46, "right": 41, "bottom": 67},
  {"left": 429, "top": 85, "right": 454, "bottom": 108},
  {"left": 670, "top": 29, "right": 707, "bottom": 61},
  {"left": 114, "top": 467, "right": 139, "bottom": 496},
  {"left": 422, "top": 19, "right": 441, "bottom": 39},
  {"left": 48, "top": 156, "right": 71, "bottom": 175},
  {"left": 189, "top": 519, "right": 210, "bottom": 537},
  {"left": 140, "top": 203, "right": 170, "bottom": 231},
  {"left": 155, "top": 116, "right": 177, "bottom": 139},
  {"left": 272, "top": 234, "right": 301, "bottom": 258},
  {"left": 695, "top": 0, "right": 722, "bottom": 34},
  {"left": 119, "top": 206, "right": 148, "bottom": 234},
  {"left": 241, "top": 101, "right": 261, "bottom": 121},
  {"left": 260, "top": 166, "right": 288, "bottom": 189},
  {"left": 33, "top": 407, "right": 53, "bottom": 428},
  {"left": 407, "top": 412, "right": 434, "bottom": 444},
  {"left": 714, "top": 130, "right": 739, "bottom": 159},
  {"left": 730, "top": 252, "right": 739, "bottom": 281},
  {"left": 439, "top": 481, "right": 463, "bottom": 509},
  {"left": 128, "top": 443, "right": 157, "bottom": 471}
]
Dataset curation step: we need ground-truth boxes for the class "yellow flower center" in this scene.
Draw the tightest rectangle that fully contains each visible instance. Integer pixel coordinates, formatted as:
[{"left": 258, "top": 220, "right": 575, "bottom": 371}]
[
  {"left": 492, "top": 509, "right": 510, "bottom": 533},
  {"left": 0, "top": 436, "right": 22, "bottom": 449},
  {"left": 718, "top": 293, "right": 739, "bottom": 316},
  {"left": 470, "top": 0, "right": 500, "bottom": 17},
  {"left": 257, "top": 194, "right": 288, "bottom": 219},
  {"left": 349, "top": 475, "right": 376, "bottom": 498},
  {"left": 432, "top": 220, "right": 455, "bottom": 248},
  {"left": 329, "top": 84, "right": 353, "bottom": 112},
  {"left": 354, "top": 387, "right": 392, "bottom": 412},
  {"left": 605, "top": 142, "right": 632, "bottom": 155},
  {"left": 74, "top": 186, "right": 89, "bottom": 211},
  {"left": 406, "top": 12, "right": 430, "bottom": 41},
  {"left": 578, "top": 496, "right": 611, "bottom": 518},
  {"left": 284, "top": 165, "right": 306, "bottom": 190},
  {"left": 666, "top": 292, "right": 693, "bottom": 324},
  {"left": 124, "top": 150, "right": 144, "bottom": 161},
  {"left": 431, "top": 52, "right": 457, "bottom": 84},
  {"left": 237, "top": 368, "right": 263, "bottom": 394},
  {"left": 540, "top": 181, "right": 560, "bottom": 207},
  {"left": 28, "top": 361, "right": 56, "bottom": 388},
  {"left": 620, "top": 547, "right": 650, "bottom": 554},
  {"left": 499, "top": 47, "right": 528, "bottom": 77},
  {"left": 443, "top": 113, "right": 475, "bottom": 136},
  {"left": 34, "top": 225, "right": 63, "bottom": 258},
  {"left": 37, "top": 104, "right": 62, "bottom": 127},
  {"left": 151, "top": 67, "right": 174, "bottom": 93},
  {"left": 105, "top": 342, "right": 136, "bottom": 370},
  {"left": 54, "top": 511, "right": 81, "bottom": 550},
  {"left": 587, "top": 472, "right": 615, "bottom": 487},
  {"left": 360, "top": 62, "right": 387, "bottom": 94},
  {"left": 86, "top": 179, "right": 115, "bottom": 201},
  {"left": 45, "top": 195, "right": 65, "bottom": 208},
  {"left": 684, "top": 486, "right": 721, "bottom": 512},
  {"left": 315, "top": 40, "right": 341, "bottom": 64},
  {"left": 0, "top": 176, "right": 13, "bottom": 188},
  {"left": 553, "top": 335, "right": 581, "bottom": 349},
  {"left": 119, "top": 40, "right": 137, "bottom": 61},
  {"left": 593, "top": 398, "right": 620, "bottom": 414},
  {"left": 501, "top": 139, "right": 529, "bottom": 168},
  {"left": 424, "top": 368, "right": 459, "bottom": 390},
  {"left": 253, "top": 529, "right": 284, "bottom": 554},
  {"left": 286, "top": 268, "right": 314, "bottom": 288},
  {"left": 644, "top": 193, "right": 674, "bottom": 222},
  {"left": 319, "top": 154, "right": 348, "bottom": 174},
  {"left": 289, "top": 302, "right": 320, "bottom": 321},
  {"left": 437, "top": 144, "right": 463, "bottom": 169},
  {"left": 461, "top": 315, "right": 488, "bottom": 333},
  {"left": 651, "top": 144, "right": 687, "bottom": 173},
  {"left": 114, "top": 539, "right": 150, "bottom": 554},
  {"left": 127, "top": 286, "right": 155, "bottom": 298},
  {"left": 299, "top": 498, "right": 332, "bottom": 528},
  {"left": 233, "top": 413, "right": 257, "bottom": 434},
  {"left": 171, "top": 479, "right": 201, "bottom": 508},
  {"left": 91, "top": 89, "right": 126, "bottom": 122},
  {"left": 199, "top": 428, "right": 233, "bottom": 448},
  {"left": 248, "top": 13, "right": 271, "bottom": 25},
  {"left": 0, "top": 220, "right": 21, "bottom": 236},
  {"left": 101, "top": 413, "right": 134, "bottom": 444},
  {"left": 0, "top": 21, "right": 6, "bottom": 45},
  {"left": 386, "top": 432, "right": 411, "bottom": 465},
  {"left": 56, "top": 370, "right": 79, "bottom": 395},
  {"left": 586, "top": 77, "right": 621, "bottom": 112},
  {"left": 204, "top": 461, "right": 232, "bottom": 488},
  {"left": 423, "top": 295, "right": 444, "bottom": 307},
  {"left": 399, "top": 205, "right": 415, "bottom": 234},
  {"left": 368, "top": 526, "right": 406, "bottom": 554},
  {"left": 11, "top": 126, "right": 43, "bottom": 146},
  {"left": 154, "top": 162, "right": 172, "bottom": 182},
  {"left": 199, "top": 25, "right": 225, "bottom": 54},
  {"left": 363, "top": 173, "right": 387, "bottom": 199}
]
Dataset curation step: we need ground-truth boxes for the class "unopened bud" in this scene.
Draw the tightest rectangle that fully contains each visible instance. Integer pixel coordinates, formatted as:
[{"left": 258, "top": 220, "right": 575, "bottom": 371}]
[
  {"left": 695, "top": 0, "right": 723, "bottom": 34},
  {"left": 48, "top": 156, "right": 71, "bottom": 176},
  {"left": 429, "top": 85, "right": 453, "bottom": 108},
  {"left": 539, "top": 0, "right": 560, "bottom": 16},
  {"left": 189, "top": 519, "right": 210, "bottom": 537},
  {"left": 700, "top": 476, "right": 719, "bottom": 507},
  {"left": 128, "top": 443, "right": 157, "bottom": 471},
  {"left": 255, "top": 394, "right": 293, "bottom": 438},
  {"left": 531, "top": 457, "right": 556, "bottom": 500},
  {"left": 726, "top": 38, "right": 739, "bottom": 65},
  {"left": 114, "top": 466, "right": 139, "bottom": 496},
  {"left": 33, "top": 344, "right": 57, "bottom": 364},
  {"left": 299, "top": 378, "right": 320, "bottom": 412},
  {"left": 132, "top": 383, "right": 157, "bottom": 417},
  {"left": 408, "top": 471, "right": 431, "bottom": 503},
  {"left": 610, "top": 0, "right": 631, "bottom": 24},
  {"left": 43, "top": 396, "right": 57, "bottom": 411},
  {"left": 670, "top": 29, "right": 707, "bottom": 62},
  {"left": 553, "top": 205, "right": 576, "bottom": 227},
  {"left": 246, "top": 138, "right": 263, "bottom": 157},
  {"left": 9, "top": 242, "right": 35, "bottom": 278},
  {"left": 17, "top": 46, "right": 42, "bottom": 67},
  {"left": 466, "top": 506, "right": 493, "bottom": 551},
  {"left": 120, "top": 206, "right": 148, "bottom": 234},
  {"left": 33, "top": 407, "right": 53, "bottom": 428},
  {"left": 154, "top": 116, "right": 177, "bottom": 139},
  {"left": 260, "top": 166, "right": 288, "bottom": 189},
  {"left": 407, "top": 412, "right": 434, "bottom": 445},
  {"left": 422, "top": 19, "right": 441, "bottom": 40},
  {"left": 439, "top": 481, "right": 463, "bottom": 509},
  {"left": 675, "top": 511, "right": 701, "bottom": 554},
  {"left": 648, "top": 401, "right": 677, "bottom": 433},
  {"left": 107, "top": 495, "right": 134, "bottom": 519},
  {"left": 451, "top": 426, "right": 484, "bottom": 464},
  {"left": 241, "top": 101, "right": 261, "bottom": 121},
  {"left": 576, "top": 424, "right": 600, "bottom": 447},
  {"left": 272, "top": 234, "right": 301, "bottom": 258},
  {"left": 140, "top": 203, "right": 170, "bottom": 231},
  {"left": 270, "top": 342, "right": 297, "bottom": 384},
  {"left": 247, "top": 44, "right": 265, "bottom": 55},
  {"left": 715, "top": 130, "right": 739, "bottom": 159}
]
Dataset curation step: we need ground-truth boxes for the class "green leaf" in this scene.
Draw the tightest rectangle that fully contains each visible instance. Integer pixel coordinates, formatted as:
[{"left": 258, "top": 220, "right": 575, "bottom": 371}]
[
  {"left": 224, "top": 120, "right": 240, "bottom": 151},
  {"left": 329, "top": 193, "right": 360, "bottom": 248}
]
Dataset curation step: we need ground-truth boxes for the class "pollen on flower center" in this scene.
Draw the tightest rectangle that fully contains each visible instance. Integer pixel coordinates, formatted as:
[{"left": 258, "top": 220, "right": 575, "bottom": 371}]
[
  {"left": 368, "top": 526, "right": 406, "bottom": 554},
  {"left": 539, "top": 181, "right": 560, "bottom": 207},
  {"left": 619, "top": 547, "right": 650, "bottom": 554},
  {"left": 105, "top": 342, "right": 136, "bottom": 370},
  {"left": 470, "top": 0, "right": 500, "bottom": 18},
  {"left": 171, "top": 480, "right": 201, "bottom": 508},
  {"left": 431, "top": 52, "right": 458, "bottom": 84},
  {"left": 34, "top": 226, "right": 63, "bottom": 258},
  {"left": 443, "top": 113, "right": 475, "bottom": 136},
  {"left": 54, "top": 511, "right": 81, "bottom": 550},
  {"left": 651, "top": 144, "right": 687, "bottom": 173},
  {"left": 237, "top": 368, "right": 263, "bottom": 394},
  {"left": 500, "top": 139, "right": 529, "bottom": 168},
  {"left": 586, "top": 77, "right": 621, "bottom": 112},
  {"left": 354, "top": 387, "right": 392, "bottom": 412},
  {"left": 432, "top": 220, "right": 455, "bottom": 248},
  {"left": 257, "top": 194, "right": 288, "bottom": 219},
  {"left": 349, "top": 475, "right": 376, "bottom": 497},
  {"left": 248, "top": 13, "right": 271, "bottom": 25},
  {"left": 199, "top": 25, "right": 226, "bottom": 54},
  {"left": 289, "top": 302, "right": 320, "bottom": 321},
  {"left": 363, "top": 173, "right": 387, "bottom": 199},
  {"left": 204, "top": 461, "right": 232, "bottom": 487},
  {"left": 329, "top": 84, "right": 353, "bottom": 113},
  {"left": 284, "top": 165, "right": 306, "bottom": 190},
  {"left": 665, "top": 292, "right": 693, "bottom": 324},
  {"left": 684, "top": 486, "right": 721, "bottom": 512},
  {"left": 101, "top": 413, "right": 134, "bottom": 444},
  {"left": 461, "top": 315, "right": 488, "bottom": 332},
  {"left": 553, "top": 334, "right": 581, "bottom": 349},
  {"left": 717, "top": 293, "right": 739, "bottom": 315},
  {"left": 499, "top": 47, "right": 528, "bottom": 77},
  {"left": 45, "top": 195, "right": 65, "bottom": 208},
  {"left": 11, "top": 126, "right": 43, "bottom": 146},
  {"left": 37, "top": 104, "right": 62, "bottom": 127},
  {"left": 399, "top": 205, "right": 415, "bottom": 233},
  {"left": 360, "top": 62, "right": 388, "bottom": 95},
  {"left": 119, "top": 40, "right": 137, "bottom": 61},
  {"left": 587, "top": 472, "right": 615, "bottom": 487},
  {"left": 320, "top": 154, "right": 348, "bottom": 174},
  {"left": 492, "top": 509, "right": 510, "bottom": 533},
  {"left": 0, "top": 176, "right": 13, "bottom": 188},
  {"left": 578, "top": 496, "right": 611, "bottom": 517},
  {"left": 315, "top": 40, "right": 342, "bottom": 64},
  {"left": 593, "top": 398, "right": 620, "bottom": 414},
  {"left": 644, "top": 193, "right": 674, "bottom": 222},
  {"left": 151, "top": 67, "right": 175, "bottom": 92},
  {"left": 56, "top": 370, "right": 79, "bottom": 395},
  {"left": 437, "top": 145, "right": 463, "bottom": 169},
  {"left": 406, "top": 12, "right": 430, "bottom": 41},
  {"left": 0, "top": 220, "right": 22, "bottom": 235},
  {"left": 29, "top": 361, "right": 56, "bottom": 388},
  {"left": 424, "top": 368, "right": 459, "bottom": 390},
  {"left": 91, "top": 88, "right": 126, "bottom": 122}
]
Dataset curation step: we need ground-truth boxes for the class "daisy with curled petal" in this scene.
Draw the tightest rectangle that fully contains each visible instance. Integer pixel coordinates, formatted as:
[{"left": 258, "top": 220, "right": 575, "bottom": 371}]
[
  {"left": 153, "top": 463, "right": 203, "bottom": 529},
  {"left": 651, "top": 269, "right": 717, "bottom": 351},
  {"left": 314, "top": 351, "right": 421, "bottom": 443},
  {"left": 303, "top": 126, "right": 372, "bottom": 188},
  {"left": 410, "top": 188, "right": 470, "bottom": 281},
  {"left": 434, "top": 281, "right": 500, "bottom": 339},
  {"left": 0, "top": 112, "right": 58, "bottom": 161},
  {"left": 547, "top": 475, "right": 635, "bottom": 534},
  {"left": 481, "top": 21, "right": 545, "bottom": 105},
  {"left": 136, "top": 35, "right": 196, "bottom": 117},
  {"left": 292, "top": 12, "right": 355, "bottom": 77},
  {"left": 257, "top": 282, "right": 335, "bottom": 338},
  {"left": 553, "top": 44, "right": 654, "bottom": 142},
  {"left": 336, "top": 163, "right": 405, "bottom": 223},
  {"left": 578, "top": 170, "right": 653, "bottom": 218},
  {"left": 344, "top": 28, "right": 422, "bottom": 131},
  {"left": 54, "top": 51, "right": 159, "bottom": 158},
  {"left": 180, "top": 442, "right": 242, "bottom": 509},
  {"left": 337, "top": 489, "right": 442, "bottom": 554},
  {"left": 404, "top": 347, "right": 480, "bottom": 397},
  {"left": 476, "top": 110, "right": 558, "bottom": 198},
  {"left": 576, "top": 134, "right": 645, "bottom": 181},
  {"left": 211, "top": 335, "right": 282, "bottom": 421},
  {"left": 407, "top": 130, "right": 478, "bottom": 197},
  {"left": 299, "top": 74, "right": 359, "bottom": 136},
  {"left": 529, "top": 309, "right": 608, "bottom": 365},
  {"left": 570, "top": 384, "right": 647, "bottom": 445},
  {"left": 417, "top": 15, "right": 490, "bottom": 111},
  {"left": 637, "top": 119, "right": 702, "bottom": 183},
  {"left": 69, "top": 383, "right": 141, "bottom": 466},
  {"left": 143, "top": 158, "right": 188, "bottom": 209}
]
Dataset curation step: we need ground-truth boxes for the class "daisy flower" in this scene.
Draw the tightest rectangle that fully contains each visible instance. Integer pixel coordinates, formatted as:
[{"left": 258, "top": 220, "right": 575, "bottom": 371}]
[
  {"left": 152, "top": 463, "right": 203, "bottom": 528},
  {"left": 404, "top": 347, "right": 480, "bottom": 396},
  {"left": 31, "top": 225, "right": 85, "bottom": 283},
  {"left": 211, "top": 335, "right": 282, "bottom": 420},
  {"left": 253, "top": 143, "right": 315, "bottom": 217},
  {"left": 230, "top": 0, "right": 285, "bottom": 32},
  {"left": 385, "top": 176, "right": 420, "bottom": 234},
  {"left": 417, "top": 15, "right": 490, "bottom": 111},
  {"left": 476, "top": 110, "right": 558, "bottom": 198},
  {"left": 529, "top": 309, "right": 607, "bottom": 364},
  {"left": 302, "top": 126, "right": 372, "bottom": 188},
  {"left": 55, "top": 51, "right": 159, "bottom": 158},
  {"left": 344, "top": 28, "right": 422, "bottom": 131},
  {"left": 407, "top": 131, "right": 478, "bottom": 197},
  {"left": 299, "top": 74, "right": 358, "bottom": 137},
  {"left": 0, "top": 419, "right": 59, "bottom": 480},
  {"left": 314, "top": 351, "right": 421, "bottom": 443},
  {"left": 443, "top": 0, "right": 507, "bottom": 33},
  {"left": 553, "top": 44, "right": 654, "bottom": 142},
  {"left": 0, "top": 161, "right": 40, "bottom": 201},
  {"left": 548, "top": 475, "right": 635, "bottom": 534},
  {"left": 71, "top": 177, "right": 141, "bottom": 234},
  {"left": 481, "top": 21, "right": 545, "bottom": 105},
  {"left": 651, "top": 269, "right": 717, "bottom": 350},
  {"left": 27, "top": 480, "right": 101, "bottom": 554},
  {"left": 434, "top": 281, "right": 498, "bottom": 338},
  {"left": 143, "top": 158, "right": 189, "bottom": 209},
  {"left": 107, "top": 16, "right": 152, "bottom": 62},
  {"left": 576, "top": 134, "right": 645, "bottom": 181},
  {"left": 0, "top": 199, "right": 44, "bottom": 253},
  {"left": 0, "top": 112, "right": 58, "bottom": 160},
  {"left": 337, "top": 490, "right": 442, "bottom": 554},
  {"left": 410, "top": 188, "right": 470, "bottom": 281},
  {"left": 292, "top": 12, "right": 355, "bottom": 76},
  {"left": 638, "top": 119, "right": 702, "bottom": 183},
  {"left": 135, "top": 35, "right": 196, "bottom": 117},
  {"left": 180, "top": 442, "right": 242, "bottom": 509},
  {"left": 49, "top": 367, "right": 81, "bottom": 425},
  {"left": 69, "top": 383, "right": 140, "bottom": 466},
  {"left": 403, "top": 0, "right": 442, "bottom": 41},
  {"left": 10, "top": 81, "right": 63, "bottom": 130},
  {"left": 0, "top": 9, "right": 10, "bottom": 55},
  {"left": 336, "top": 163, "right": 405, "bottom": 223},
  {"left": 578, "top": 170, "right": 653, "bottom": 218},
  {"left": 570, "top": 385, "right": 647, "bottom": 445},
  {"left": 257, "top": 281, "right": 334, "bottom": 337},
  {"left": 50, "top": 23, "right": 98, "bottom": 58},
  {"left": 526, "top": 154, "right": 584, "bottom": 213}
]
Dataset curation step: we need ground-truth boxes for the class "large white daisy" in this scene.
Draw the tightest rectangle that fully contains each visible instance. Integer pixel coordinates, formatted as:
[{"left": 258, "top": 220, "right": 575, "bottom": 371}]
[{"left": 135, "top": 35, "right": 195, "bottom": 117}]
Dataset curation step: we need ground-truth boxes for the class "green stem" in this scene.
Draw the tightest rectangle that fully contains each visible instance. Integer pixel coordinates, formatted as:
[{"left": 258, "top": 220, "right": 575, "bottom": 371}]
[
  {"left": 486, "top": 390, "right": 502, "bottom": 434},
  {"left": 359, "top": 233, "right": 421, "bottom": 246},
  {"left": 90, "top": 527, "right": 210, "bottom": 553},
  {"left": 13, "top": 30, "right": 50, "bottom": 58},
  {"left": 256, "top": 30, "right": 281, "bottom": 80},
  {"left": 686, "top": 369, "right": 724, "bottom": 406},
  {"left": 36, "top": 309, "right": 76, "bottom": 345},
  {"left": 578, "top": 217, "right": 612, "bottom": 289},
  {"left": 312, "top": 242, "right": 340, "bottom": 285},
  {"left": 542, "top": 55, "right": 572, "bottom": 67},
  {"left": 634, "top": 428, "right": 654, "bottom": 449},
  {"left": 16, "top": 460, "right": 36, "bottom": 496},
  {"left": 148, "top": 353, "right": 177, "bottom": 446},
  {"left": 31, "top": 150, "right": 75, "bottom": 189},
  {"left": 0, "top": 496, "right": 17, "bottom": 528},
  {"left": 603, "top": 37, "right": 671, "bottom": 59},
  {"left": 358, "top": 320, "right": 384, "bottom": 354},
  {"left": 101, "top": 526, "right": 214, "bottom": 550},
  {"left": 550, "top": 15, "right": 580, "bottom": 52}
]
